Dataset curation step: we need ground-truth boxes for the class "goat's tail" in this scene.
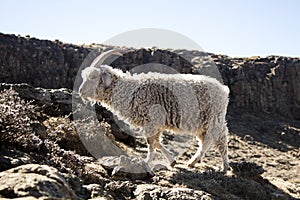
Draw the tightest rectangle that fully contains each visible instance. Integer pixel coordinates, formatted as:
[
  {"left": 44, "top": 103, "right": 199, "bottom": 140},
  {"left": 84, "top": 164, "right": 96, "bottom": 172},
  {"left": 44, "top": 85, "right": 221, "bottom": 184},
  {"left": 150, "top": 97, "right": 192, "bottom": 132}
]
[{"left": 223, "top": 85, "right": 230, "bottom": 95}]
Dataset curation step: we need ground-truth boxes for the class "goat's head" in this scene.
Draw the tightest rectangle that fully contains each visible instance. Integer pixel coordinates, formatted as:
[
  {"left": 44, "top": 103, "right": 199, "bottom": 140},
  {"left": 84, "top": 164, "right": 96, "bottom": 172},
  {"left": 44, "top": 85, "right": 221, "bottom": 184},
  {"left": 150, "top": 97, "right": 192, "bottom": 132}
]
[{"left": 79, "top": 49, "right": 122, "bottom": 104}]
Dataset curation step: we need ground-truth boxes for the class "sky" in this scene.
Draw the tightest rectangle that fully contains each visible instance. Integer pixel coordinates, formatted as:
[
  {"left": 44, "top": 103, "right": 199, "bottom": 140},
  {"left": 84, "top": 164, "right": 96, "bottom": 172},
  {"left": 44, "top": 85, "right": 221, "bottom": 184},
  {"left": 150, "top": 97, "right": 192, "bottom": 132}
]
[{"left": 0, "top": 0, "right": 299, "bottom": 57}]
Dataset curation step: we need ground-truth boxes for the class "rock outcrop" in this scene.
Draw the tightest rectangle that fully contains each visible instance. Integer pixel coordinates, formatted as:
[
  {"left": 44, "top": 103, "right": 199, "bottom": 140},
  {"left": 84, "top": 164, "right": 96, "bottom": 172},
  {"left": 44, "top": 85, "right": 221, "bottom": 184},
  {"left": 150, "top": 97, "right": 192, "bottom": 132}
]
[
  {"left": 214, "top": 55, "right": 300, "bottom": 120},
  {"left": 0, "top": 33, "right": 90, "bottom": 89},
  {"left": 0, "top": 164, "right": 77, "bottom": 199}
]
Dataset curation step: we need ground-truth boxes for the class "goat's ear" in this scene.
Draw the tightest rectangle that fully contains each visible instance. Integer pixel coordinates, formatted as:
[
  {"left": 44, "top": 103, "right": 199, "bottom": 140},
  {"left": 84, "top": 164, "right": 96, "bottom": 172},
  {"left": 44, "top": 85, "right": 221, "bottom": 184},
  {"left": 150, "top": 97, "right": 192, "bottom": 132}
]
[{"left": 101, "top": 72, "right": 113, "bottom": 89}]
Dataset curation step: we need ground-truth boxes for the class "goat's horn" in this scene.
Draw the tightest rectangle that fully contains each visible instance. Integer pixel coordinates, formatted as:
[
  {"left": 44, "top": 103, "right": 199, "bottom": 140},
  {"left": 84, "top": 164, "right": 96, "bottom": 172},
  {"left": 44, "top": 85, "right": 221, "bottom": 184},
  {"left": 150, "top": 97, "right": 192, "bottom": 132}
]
[{"left": 90, "top": 49, "right": 123, "bottom": 68}]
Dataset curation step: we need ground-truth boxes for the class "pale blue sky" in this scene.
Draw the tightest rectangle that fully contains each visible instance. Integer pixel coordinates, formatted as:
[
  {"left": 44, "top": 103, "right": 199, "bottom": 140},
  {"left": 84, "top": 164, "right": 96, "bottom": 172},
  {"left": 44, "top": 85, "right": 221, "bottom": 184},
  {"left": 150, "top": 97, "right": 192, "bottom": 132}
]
[{"left": 0, "top": 0, "right": 299, "bottom": 57}]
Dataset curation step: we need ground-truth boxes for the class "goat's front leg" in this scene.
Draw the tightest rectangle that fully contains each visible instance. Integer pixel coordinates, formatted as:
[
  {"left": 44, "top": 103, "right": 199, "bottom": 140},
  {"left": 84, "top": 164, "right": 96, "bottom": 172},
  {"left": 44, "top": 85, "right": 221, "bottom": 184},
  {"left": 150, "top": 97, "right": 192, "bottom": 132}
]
[
  {"left": 145, "top": 133, "right": 176, "bottom": 167},
  {"left": 145, "top": 144, "right": 155, "bottom": 164},
  {"left": 145, "top": 137, "right": 155, "bottom": 164},
  {"left": 155, "top": 141, "right": 176, "bottom": 167},
  {"left": 187, "top": 138, "right": 211, "bottom": 167}
]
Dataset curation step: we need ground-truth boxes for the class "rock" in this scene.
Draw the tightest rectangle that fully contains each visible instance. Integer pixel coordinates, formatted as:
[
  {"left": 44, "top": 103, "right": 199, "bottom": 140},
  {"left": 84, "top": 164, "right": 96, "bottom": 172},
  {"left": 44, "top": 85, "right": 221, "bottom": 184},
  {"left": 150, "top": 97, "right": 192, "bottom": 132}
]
[
  {"left": 83, "top": 184, "right": 115, "bottom": 199},
  {"left": 43, "top": 116, "right": 89, "bottom": 156},
  {"left": 0, "top": 32, "right": 90, "bottom": 89},
  {"left": 151, "top": 163, "right": 168, "bottom": 172},
  {"left": 0, "top": 148, "right": 36, "bottom": 172},
  {"left": 215, "top": 55, "right": 300, "bottom": 120},
  {"left": 81, "top": 162, "right": 108, "bottom": 185},
  {"left": 99, "top": 155, "right": 153, "bottom": 180},
  {"left": 166, "top": 165, "right": 271, "bottom": 199},
  {"left": 134, "top": 184, "right": 214, "bottom": 200},
  {"left": 220, "top": 178, "right": 268, "bottom": 200},
  {"left": 0, "top": 88, "right": 44, "bottom": 151},
  {"left": 105, "top": 181, "right": 136, "bottom": 199},
  {"left": 230, "top": 161, "right": 265, "bottom": 178},
  {"left": 0, "top": 83, "right": 73, "bottom": 117},
  {"left": 0, "top": 83, "right": 136, "bottom": 147},
  {"left": 268, "top": 177, "right": 298, "bottom": 200},
  {"left": 0, "top": 164, "right": 77, "bottom": 199}
]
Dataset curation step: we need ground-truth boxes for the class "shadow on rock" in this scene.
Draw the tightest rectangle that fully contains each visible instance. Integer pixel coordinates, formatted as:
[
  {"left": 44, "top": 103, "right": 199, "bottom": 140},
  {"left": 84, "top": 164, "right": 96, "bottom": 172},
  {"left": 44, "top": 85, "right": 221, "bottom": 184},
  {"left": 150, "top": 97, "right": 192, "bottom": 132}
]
[
  {"left": 228, "top": 110, "right": 300, "bottom": 152},
  {"left": 169, "top": 162, "right": 296, "bottom": 200}
]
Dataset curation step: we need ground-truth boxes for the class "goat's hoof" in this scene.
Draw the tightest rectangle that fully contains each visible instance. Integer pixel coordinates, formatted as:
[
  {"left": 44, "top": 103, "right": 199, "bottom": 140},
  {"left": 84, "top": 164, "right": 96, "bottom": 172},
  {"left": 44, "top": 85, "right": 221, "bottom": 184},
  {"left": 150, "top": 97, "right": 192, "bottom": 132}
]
[
  {"left": 221, "top": 167, "right": 230, "bottom": 173},
  {"left": 221, "top": 163, "right": 230, "bottom": 173},
  {"left": 170, "top": 161, "right": 177, "bottom": 167},
  {"left": 187, "top": 163, "right": 194, "bottom": 168},
  {"left": 187, "top": 160, "right": 196, "bottom": 168}
]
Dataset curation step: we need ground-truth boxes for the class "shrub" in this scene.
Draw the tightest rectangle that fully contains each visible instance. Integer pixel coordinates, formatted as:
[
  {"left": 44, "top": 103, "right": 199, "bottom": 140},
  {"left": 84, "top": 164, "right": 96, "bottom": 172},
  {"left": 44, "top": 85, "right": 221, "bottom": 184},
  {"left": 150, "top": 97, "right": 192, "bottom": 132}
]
[{"left": 0, "top": 89, "right": 42, "bottom": 150}]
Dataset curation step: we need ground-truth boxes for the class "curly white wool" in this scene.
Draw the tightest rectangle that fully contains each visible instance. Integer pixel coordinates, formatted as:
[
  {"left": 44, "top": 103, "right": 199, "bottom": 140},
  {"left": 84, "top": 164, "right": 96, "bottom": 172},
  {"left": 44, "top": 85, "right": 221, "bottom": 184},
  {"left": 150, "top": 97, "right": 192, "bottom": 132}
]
[{"left": 79, "top": 51, "right": 230, "bottom": 172}]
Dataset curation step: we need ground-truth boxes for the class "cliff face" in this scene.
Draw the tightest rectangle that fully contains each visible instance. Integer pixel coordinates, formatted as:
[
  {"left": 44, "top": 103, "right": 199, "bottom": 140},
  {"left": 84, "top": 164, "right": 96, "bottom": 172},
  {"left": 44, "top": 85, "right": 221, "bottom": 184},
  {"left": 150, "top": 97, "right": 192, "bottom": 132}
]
[
  {"left": 0, "top": 33, "right": 90, "bottom": 89},
  {"left": 0, "top": 33, "right": 299, "bottom": 119},
  {"left": 215, "top": 55, "right": 300, "bottom": 119}
]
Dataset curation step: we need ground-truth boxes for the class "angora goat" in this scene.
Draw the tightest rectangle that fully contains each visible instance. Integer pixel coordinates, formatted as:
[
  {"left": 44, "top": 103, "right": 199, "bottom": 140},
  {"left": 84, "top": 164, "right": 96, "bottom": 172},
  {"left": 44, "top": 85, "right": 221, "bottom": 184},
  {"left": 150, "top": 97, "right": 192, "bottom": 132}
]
[{"left": 79, "top": 49, "right": 230, "bottom": 172}]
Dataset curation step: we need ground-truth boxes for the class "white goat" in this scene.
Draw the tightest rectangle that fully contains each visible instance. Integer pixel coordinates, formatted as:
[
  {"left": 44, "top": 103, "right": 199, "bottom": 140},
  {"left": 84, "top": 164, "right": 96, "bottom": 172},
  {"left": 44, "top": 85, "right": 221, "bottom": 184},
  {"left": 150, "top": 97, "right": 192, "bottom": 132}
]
[{"left": 79, "top": 49, "right": 230, "bottom": 172}]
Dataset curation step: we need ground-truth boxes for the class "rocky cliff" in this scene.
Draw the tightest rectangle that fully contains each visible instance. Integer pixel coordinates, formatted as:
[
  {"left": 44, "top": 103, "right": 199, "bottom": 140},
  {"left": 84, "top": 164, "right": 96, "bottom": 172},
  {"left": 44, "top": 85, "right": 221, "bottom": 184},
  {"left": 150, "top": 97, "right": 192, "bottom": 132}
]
[
  {"left": 1, "top": 33, "right": 299, "bottom": 119},
  {"left": 215, "top": 55, "right": 300, "bottom": 120}
]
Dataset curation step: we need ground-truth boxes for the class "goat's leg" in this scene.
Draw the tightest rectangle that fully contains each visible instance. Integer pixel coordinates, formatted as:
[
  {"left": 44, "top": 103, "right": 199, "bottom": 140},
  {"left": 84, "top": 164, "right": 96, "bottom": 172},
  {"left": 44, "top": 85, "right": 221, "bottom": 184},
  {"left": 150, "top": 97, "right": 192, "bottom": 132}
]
[
  {"left": 216, "top": 126, "right": 229, "bottom": 172},
  {"left": 145, "top": 144, "right": 155, "bottom": 164},
  {"left": 145, "top": 136, "right": 156, "bottom": 164},
  {"left": 145, "top": 132, "right": 176, "bottom": 167},
  {"left": 155, "top": 140, "right": 176, "bottom": 167},
  {"left": 187, "top": 137, "right": 211, "bottom": 167}
]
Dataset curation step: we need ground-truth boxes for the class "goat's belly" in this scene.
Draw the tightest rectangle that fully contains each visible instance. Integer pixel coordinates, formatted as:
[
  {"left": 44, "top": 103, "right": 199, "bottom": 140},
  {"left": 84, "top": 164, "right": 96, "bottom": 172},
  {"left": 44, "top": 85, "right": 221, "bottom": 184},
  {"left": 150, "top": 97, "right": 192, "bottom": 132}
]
[{"left": 165, "top": 126, "right": 199, "bottom": 136}]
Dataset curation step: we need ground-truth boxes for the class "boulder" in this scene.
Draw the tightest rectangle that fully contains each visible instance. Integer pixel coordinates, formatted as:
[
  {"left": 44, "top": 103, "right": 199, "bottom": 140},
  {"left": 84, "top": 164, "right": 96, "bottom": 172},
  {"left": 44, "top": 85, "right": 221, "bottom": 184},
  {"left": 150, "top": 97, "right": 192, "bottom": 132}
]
[
  {"left": 99, "top": 155, "right": 153, "bottom": 180},
  {"left": 0, "top": 164, "right": 77, "bottom": 199},
  {"left": 0, "top": 148, "right": 36, "bottom": 172},
  {"left": 134, "top": 184, "right": 214, "bottom": 200}
]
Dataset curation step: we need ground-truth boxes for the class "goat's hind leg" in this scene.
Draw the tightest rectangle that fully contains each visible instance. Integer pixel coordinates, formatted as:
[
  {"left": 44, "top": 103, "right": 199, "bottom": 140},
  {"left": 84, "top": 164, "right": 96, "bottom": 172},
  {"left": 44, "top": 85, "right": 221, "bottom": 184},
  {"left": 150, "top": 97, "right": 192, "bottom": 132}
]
[{"left": 216, "top": 126, "right": 229, "bottom": 172}]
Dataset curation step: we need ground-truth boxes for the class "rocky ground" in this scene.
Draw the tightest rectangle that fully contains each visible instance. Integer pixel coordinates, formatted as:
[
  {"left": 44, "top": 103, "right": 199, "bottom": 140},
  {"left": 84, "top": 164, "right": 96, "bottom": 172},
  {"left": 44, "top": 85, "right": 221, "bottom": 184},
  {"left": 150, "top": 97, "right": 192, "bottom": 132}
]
[{"left": 0, "top": 83, "right": 299, "bottom": 199}]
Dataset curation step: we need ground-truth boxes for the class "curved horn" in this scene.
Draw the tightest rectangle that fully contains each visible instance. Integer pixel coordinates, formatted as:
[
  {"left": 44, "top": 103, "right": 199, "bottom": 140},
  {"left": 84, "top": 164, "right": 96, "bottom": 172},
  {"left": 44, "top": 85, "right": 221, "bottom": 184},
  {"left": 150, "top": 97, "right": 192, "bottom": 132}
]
[{"left": 90, "top": 49, "right": 123, "bottom": 68}]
